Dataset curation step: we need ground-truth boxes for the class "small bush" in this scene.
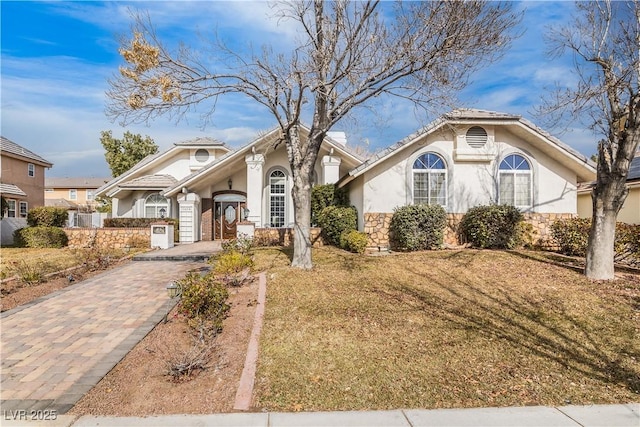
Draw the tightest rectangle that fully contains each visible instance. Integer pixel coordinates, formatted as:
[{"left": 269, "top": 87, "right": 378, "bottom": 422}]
[
  {"left": 8, "top": 259, "right": 48, "bottom": 285},
  {"left": 616, "top": 223, "right": 640, "bottom": 266},
  {"left": 340, "top": 230, "right": 369, "bottom": 254},
  {"left": 311, "top": 184, "right": 349, "bottom": 226},
  {"left": 213, "top": 250, "right": 254, "bottom": 286},
  {"left": 459, "top": 205, "right": 524, "bottom": 249},
  {"left": 317, "top": 205, "right": 358, "bottom": 247},
  {"left": 13, "top": 226, "right": 69, "bottom": 248},
  {"left": 27, "top": 207, "right": 68, "bottom": 227},
  {"left": 177, "top": 272, "right": 229, "bottom": 337},
  {"left": 221, "top": 236, "right": 253, "bottom": 255},
  {"left": 550, "top": 218, "right": 591, "bottom": 256},
  {"left": 389, "top": 204, "right": 447, "bottom": 251}
]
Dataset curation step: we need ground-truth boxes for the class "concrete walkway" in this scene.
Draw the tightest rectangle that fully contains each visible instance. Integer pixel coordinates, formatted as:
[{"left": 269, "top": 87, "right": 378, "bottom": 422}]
[
  {"left": 2, "top": 404, "right": 638, "bottom": 426},
  {"left": 0, "top": 248, "right": 206, "bottom": 414}
]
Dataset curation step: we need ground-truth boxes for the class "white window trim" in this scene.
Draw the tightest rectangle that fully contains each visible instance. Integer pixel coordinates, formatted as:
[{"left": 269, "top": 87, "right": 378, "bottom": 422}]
[
  {"left": 267, "top": 168, "right": 288, "bottom": 228},
  {"left": 6, "top": 199, "right": 16, "bottom": 218},
  {"left": 69, "top": 189, "right": 78, "bottom": 200},
  {"left": 28, "top": 163, "right": 35, "bottom": 177},
  {"left": 144, "top": 193, "right": 170, "bottom": 218},
  {"left": 498, "top": 153, "right": 533, "bottom": 210},
  {"left": 407, "top": 149, "right": 452, "bottom": 209}
]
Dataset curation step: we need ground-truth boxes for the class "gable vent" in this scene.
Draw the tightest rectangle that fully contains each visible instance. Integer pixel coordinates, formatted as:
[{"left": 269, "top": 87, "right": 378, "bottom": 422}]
[{"left": 466, "top": 126, "right": 488, "bottom": 148}]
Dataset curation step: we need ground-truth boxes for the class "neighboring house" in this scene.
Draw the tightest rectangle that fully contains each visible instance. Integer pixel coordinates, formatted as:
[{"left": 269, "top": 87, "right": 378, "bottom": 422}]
[
  {"left": 577, "top": 155, "right": 640, "bottom": 224},
  {"left": 45, "top": 177, "right": 110, "bottom": 212},
  {"left": 96, "top": 109, "right": 597, "bottom": 247},
  {"left": 0, "top": 136, "right": 53, "bottom": 218}
]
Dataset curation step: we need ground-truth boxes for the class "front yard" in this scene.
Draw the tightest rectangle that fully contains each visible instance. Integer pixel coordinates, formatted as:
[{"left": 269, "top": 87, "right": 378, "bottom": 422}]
[{"left": 253, "top": 247, "right": 640, "bottom": 411}]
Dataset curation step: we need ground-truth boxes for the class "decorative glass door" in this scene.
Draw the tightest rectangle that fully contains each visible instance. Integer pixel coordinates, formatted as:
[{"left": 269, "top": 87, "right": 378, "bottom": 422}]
[{"left": 214, "top": 201, "right": 246, "bottom": 239}]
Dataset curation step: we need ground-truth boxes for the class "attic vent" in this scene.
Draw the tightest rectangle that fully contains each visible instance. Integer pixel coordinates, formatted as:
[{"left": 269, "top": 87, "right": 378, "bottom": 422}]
[
  {"left": 195, "top": 149, "right": 209, "bottom": 162},
  {"left": 466, "top": 126, "right": 488, "bottom": 148}
]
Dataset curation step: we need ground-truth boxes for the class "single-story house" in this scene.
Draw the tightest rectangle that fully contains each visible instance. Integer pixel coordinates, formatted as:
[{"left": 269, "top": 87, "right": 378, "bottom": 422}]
[
  {"left": 577, "top": 155, "right": 640, "bottom": 225},
  {"left": 96, "top": 109, "right": 597, "bottom": 247}
]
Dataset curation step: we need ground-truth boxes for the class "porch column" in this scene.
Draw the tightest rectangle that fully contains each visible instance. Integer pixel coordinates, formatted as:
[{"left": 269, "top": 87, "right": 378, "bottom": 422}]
[
  {"left": 322, "top": 155, "right": 342, "bottom": 184},
  {"left": 245, "top": 153, "right": 265, "bottom": 227},
  {"left": 177, "top": 192, "right": 201, "bottom": 243}
]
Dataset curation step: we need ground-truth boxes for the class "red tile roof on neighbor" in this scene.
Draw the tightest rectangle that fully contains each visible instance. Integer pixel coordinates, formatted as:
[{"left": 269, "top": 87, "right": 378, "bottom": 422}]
[
  {"left": 0, "top": 136, "right": 53, "bottom": 166},
  {"left": 45, "top": 177, "right": 111, "bottom": 189}
]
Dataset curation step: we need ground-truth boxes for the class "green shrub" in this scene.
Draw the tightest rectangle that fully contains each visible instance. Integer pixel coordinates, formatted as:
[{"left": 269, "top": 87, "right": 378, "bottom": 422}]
[
  {"left": 13, "top": 226, "right": 69, "bottom": 248},
  {"left": 27, "top": 207, "right": 68, "bottom": 227},
  {"left": 340, "top": 230, "right": 369, "bottom": 254},
  {"left": 389, "top": 204, "right": 447, "bottom": 251},
  {"left": 459, "top": 204, "right": 524, "bottom": 249},
  {"left": 551, "top": 219, "right": 640, "bottom": 266},
  {"left": 177, "top": 272, "right": 229, "bottom": 336},
  {"left": 550, "top": 218, "right": 591, "bottom": 256},
  {"left": 311, "top": 184, "right": 349, "bottom": 226},
  {"left": 317, "top": 205, "right": 358, "bottom": 246}
]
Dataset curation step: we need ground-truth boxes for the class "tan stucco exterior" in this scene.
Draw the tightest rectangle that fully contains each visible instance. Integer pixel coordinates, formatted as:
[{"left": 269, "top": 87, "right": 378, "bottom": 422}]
[
  {"left": 578, "top": 183, "right": 640, "bottom": 225},
  {"left": 1, "top": 150, "right": 51, "bottom": 216}
]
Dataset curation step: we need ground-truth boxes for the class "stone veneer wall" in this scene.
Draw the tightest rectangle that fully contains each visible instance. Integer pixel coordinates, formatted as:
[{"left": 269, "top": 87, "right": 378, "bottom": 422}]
[
  {"left": 364, "top": 212, "right": 575, "bottom": 249},
  {"left": 254, "top": 227, "right": 324, "bottom": 247},
  {"left": 64, "top": 227, "right": 150, "bottom": 249}
]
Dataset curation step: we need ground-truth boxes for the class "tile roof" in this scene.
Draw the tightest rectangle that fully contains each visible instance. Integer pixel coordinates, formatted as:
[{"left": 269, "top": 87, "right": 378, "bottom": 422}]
[
  {"left": 45, "top": 198, "right": 79, "bottom": 209},
  {"left": 174, "top": 136, "right": 229, "bottom": 148},
  {"left": 45, "top": 177, "right": 111, "bottom": 189},
  {"left": 347, "top": 108, "right": 593, "bottom": 178},
  {"left": 0, "top": 136, "right": 52, "bottom": 166},
  {"left": 0, "top": 183, "right": 27, "bottom": 197},
  {"left": 119, "top": 174, "right": 178, "bottom": 189},
  {"left": 628, "top": 156, "right": 640, "bottom": 181}
]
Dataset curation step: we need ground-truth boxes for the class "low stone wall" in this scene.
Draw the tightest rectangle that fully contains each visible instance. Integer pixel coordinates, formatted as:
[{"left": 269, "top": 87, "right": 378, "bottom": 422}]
[
  {"left": 364, "top": 211, "right": 575, "bottom": 250},
  {"left": 64, "top": 227, "right": 151, "bottom": 249},
  {"left": 254, "top": 227, "right": 324, "bottom": 247}
]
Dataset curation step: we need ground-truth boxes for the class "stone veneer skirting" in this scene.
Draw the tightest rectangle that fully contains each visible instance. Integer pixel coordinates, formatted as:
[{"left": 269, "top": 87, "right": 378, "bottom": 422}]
[
  {"left": 64, "top": 227, "right": 151, "bottom": 249},
  {"left": 363, "top": 212, "right": 575, "bottom": 249},
  {"left": 254, "top": 227, "right": 324, "bottom": 248}
]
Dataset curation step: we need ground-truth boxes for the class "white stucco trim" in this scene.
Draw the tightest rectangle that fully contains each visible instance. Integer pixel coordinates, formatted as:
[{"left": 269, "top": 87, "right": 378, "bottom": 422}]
[{"left": 263, "top": 166, "right": 291, "bottom": 228}]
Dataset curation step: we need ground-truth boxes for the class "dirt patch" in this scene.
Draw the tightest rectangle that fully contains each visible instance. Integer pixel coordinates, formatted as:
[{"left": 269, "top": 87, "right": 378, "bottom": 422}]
[{"left": 69, "top": 278, "right": 259, "bottom": 416}]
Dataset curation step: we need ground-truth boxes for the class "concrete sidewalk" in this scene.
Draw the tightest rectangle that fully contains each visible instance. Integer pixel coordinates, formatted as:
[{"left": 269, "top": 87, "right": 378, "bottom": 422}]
[{"left": 2, "top": 404, "right": 638, "bottom": 427}]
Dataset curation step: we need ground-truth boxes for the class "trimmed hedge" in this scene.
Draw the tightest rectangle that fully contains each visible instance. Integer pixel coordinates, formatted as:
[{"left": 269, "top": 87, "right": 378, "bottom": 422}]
[
  {"left": 27, "top": 207, "right": 68, "bottom": 227},
  {"left": 389, "top": 204, "right": 447, "bottom": 251},
  {"left": 13, "top": 226, "right": 68, "bottom": 248},
  {"left": 317, "top": 205, "right": 358, "bottom": 247},
  {"left": 104, "top": 217, "right": 179, "bottom": 228},
  {"left": 340, "top": 230, "right": 369, "bottom": 254},
  {"left": 311, "top": 184, "right": 349, "bottom": 226},
  {"left": 459, "top": 204, "right": 524, "bottom": 249}
]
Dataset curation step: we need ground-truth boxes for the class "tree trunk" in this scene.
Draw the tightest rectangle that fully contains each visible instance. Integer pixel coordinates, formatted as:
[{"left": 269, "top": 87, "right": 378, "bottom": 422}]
[
  {"left": 287, "top": 125, "right": 316, "bottom": 269},
  {"left": 584, "top": 204, "right": 617, "bottom": 280}
]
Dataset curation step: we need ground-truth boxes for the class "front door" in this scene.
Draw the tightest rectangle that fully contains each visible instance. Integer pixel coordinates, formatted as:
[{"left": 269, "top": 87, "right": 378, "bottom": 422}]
[{"left": 214, "top": 201, "right": 246, "bottom": 240}]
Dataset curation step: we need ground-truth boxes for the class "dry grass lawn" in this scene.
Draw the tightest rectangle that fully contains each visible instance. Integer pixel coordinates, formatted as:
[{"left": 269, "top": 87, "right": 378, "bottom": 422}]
[
  {"left": 0, "top": 247, "right": 82, "bottom": 279},
  {"left": 252, "top": 247, "right": 640, "bottom": 412}
]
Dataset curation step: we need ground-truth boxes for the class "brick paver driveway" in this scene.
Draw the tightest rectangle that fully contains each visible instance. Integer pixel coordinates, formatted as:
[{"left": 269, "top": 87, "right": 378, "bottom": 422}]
[{"left": 1, "top": 260, "right": 199, "bottom": 414}]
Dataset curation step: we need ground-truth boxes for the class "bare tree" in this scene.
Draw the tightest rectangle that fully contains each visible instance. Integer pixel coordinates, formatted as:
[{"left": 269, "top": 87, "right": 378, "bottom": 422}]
[
  {"left": 543, "top": 0, "right": 640, "bottom": 280},
  {"left": 107, "top": 0, "right": 521, "bottom": 269}
]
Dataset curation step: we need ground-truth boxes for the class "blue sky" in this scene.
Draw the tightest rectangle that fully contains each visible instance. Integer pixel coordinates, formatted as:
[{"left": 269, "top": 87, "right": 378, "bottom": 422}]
[{"left": 2, "top": 1, "right": 596, "bottom": 178}]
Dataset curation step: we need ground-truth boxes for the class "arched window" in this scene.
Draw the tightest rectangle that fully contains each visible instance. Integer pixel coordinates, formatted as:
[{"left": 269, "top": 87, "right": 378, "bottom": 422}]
[
  {"left": 268, "top": 170, "right": 286, "bottom": 227},
  {"left": 145, "top": 193, "right": 170, "bottom": 218},
  {"left": 413, "top": 153, "right": 447, "bottom": 206},
  {"left": 499, "top": 154, "right": 532, "bottom": 208}
]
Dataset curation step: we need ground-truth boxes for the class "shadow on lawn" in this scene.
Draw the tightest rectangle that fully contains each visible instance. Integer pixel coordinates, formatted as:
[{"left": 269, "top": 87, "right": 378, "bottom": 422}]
[{"left": 394, "top": 263, "right": 640, "bottom": 395}]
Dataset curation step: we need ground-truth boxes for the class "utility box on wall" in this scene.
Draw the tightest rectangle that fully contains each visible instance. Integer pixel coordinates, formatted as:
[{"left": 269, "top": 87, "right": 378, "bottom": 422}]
[{"left": 151, "top": 223, "right": 175, "bottom": 249}]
